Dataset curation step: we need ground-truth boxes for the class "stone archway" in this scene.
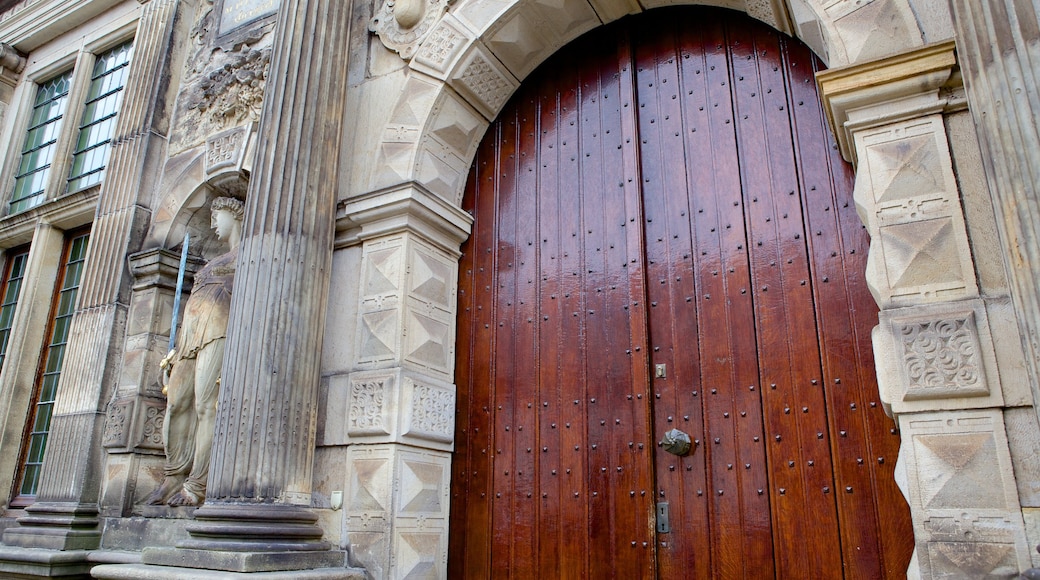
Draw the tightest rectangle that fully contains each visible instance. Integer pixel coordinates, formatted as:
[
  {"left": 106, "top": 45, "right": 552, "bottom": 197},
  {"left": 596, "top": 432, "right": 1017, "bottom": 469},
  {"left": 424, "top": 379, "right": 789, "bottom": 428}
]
[{"left": 335, "top": 1, "right": 1036, "bottom": 578}]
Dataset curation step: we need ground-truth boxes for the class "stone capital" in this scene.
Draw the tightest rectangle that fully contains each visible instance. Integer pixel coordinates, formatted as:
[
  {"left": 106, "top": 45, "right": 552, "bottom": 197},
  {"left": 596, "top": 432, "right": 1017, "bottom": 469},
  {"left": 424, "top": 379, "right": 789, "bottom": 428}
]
[
  {"left": 817, "top": 40, "right": 960, "bottom": 163},
  {"left": 336, "top": 182, "right": 473, "bottom": 255},
  {"left": 0, "top": 42, "right": 25, "bottom": 89},
  {"left": 128, "top": 248, "right": 204, "bottom": 292}
]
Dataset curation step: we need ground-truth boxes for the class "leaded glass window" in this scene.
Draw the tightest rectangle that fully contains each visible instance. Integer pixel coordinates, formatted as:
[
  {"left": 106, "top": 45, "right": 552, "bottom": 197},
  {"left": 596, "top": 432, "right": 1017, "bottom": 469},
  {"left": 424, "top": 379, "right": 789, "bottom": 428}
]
[
  {"left": 67, "top": 41, "right": 133, "bottom": 192},
  {"left": 10, "top": 73, "right": 72, "bottom": 213}
]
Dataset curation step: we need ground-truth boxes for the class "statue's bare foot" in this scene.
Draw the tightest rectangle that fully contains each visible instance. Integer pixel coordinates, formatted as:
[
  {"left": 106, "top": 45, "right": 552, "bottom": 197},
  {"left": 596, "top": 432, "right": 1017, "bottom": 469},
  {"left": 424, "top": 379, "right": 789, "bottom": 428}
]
[
  {"left": 143, "top": 476, "right": 183, "bottom": 506},
  {"left": 167, "top": 489, "right": 202, "bottom": 507}
]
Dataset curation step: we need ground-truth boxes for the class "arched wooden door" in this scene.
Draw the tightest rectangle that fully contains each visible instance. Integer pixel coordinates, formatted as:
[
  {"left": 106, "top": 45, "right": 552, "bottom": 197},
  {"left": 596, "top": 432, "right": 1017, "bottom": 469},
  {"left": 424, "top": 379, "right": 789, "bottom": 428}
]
[{"left": 449, "top": 7, "right": 914, "bottom": 578}]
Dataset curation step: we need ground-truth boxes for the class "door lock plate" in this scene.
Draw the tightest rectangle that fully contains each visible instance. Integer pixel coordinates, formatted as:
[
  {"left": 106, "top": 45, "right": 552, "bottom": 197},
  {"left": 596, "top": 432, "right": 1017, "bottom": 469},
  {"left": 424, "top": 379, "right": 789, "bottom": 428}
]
[{"left": 656, "top": 502, "right": 670, "bottom": 533}]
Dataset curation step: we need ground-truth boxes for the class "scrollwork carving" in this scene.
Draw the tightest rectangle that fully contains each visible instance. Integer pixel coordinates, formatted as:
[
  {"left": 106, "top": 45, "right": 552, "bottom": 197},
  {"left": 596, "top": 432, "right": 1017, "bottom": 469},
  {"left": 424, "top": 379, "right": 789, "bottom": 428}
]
[
  {"left": 409, "top": 383, "right": 453, "bottom": 442},
  {"left": 103, "top": 400, "right": 132, "bottom": 448},
  {"left": 900, "top": 315, "right": 984, "bottom": 398},
  {"left": 350, "top": 379, "right": 389, "bottom": 433}
]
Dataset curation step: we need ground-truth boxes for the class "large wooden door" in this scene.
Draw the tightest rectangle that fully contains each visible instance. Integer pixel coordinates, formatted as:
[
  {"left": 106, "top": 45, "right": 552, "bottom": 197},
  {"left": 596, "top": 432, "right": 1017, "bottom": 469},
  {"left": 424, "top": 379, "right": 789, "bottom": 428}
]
[{"left": 449, "top": 7, "right": 914, "bottom": 578}]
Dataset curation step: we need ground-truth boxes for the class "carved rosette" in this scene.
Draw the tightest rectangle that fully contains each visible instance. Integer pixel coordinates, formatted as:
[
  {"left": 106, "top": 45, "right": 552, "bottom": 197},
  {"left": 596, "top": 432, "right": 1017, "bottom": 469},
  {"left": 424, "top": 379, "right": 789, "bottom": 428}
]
[{"left": 370, "top": 0, "right": 450, "bottom": 60}]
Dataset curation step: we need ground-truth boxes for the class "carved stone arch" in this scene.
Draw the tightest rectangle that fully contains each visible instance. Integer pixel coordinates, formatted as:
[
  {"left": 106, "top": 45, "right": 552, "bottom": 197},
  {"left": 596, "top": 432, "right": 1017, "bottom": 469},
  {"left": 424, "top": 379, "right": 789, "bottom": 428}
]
[{"left": 368, "top": 0, "right": 927, "bottom": 209}]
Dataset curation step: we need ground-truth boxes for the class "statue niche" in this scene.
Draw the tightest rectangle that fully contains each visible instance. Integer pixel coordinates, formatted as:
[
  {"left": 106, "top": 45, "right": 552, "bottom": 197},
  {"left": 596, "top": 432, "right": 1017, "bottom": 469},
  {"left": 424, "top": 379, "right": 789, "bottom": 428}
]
[{"left": 145, "top": 196, "right": 244, "bottom": 507}]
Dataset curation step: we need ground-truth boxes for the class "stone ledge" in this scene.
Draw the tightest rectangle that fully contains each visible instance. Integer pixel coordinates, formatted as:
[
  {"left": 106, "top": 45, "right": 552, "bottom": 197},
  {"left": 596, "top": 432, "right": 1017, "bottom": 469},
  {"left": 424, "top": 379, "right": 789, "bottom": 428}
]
[
  {"left": 143, "top": 547, "right": 346, "bottom": 574},
  {"left": 91, "top": 562, "right": 367, "bottom": 579},
  {"left": 0, "top": 546, "right": 94, "bottom": 578}
]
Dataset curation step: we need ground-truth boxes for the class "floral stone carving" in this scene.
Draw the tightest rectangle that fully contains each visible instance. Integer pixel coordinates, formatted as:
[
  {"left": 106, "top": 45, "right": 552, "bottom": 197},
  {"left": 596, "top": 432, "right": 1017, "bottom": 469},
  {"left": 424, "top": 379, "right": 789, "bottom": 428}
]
[{"left": 370, "top": 0, "right": 451, "bottom": 60}]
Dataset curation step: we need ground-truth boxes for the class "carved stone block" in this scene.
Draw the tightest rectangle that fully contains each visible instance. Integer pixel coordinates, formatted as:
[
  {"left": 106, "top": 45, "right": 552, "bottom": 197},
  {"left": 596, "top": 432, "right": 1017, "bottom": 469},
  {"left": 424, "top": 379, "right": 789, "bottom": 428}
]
[
  {"left": 135, "top": 398, "right": 166, "bottom": 452},
  {"left": 357, "top": 238, "right": 407, "bottom": 366},
  {"left": 401, "top": 376, "right": 456, "bottom": 444},
  {"left": 341, "top": 368, "right": 456, "bottom": 450},
  {"left": 370, "top": 0, "right": 451, "bottom": 60},
  {"left": 830, "top": 0, "right": 921, "bottom": 64},
  {"left": 854, "top": 116, "right": 977, "bottom": 306},
  {"left": 412, "top": 15, "right": 472, "bottom": 76},
  {"left": 448, "top": 45, "right": 518, "bottom": 120},
  {"left": 355, "top": 234, "right": 459, "bottom": 379},
  {"left": 103, "top": 398, "right": 135, "bottom": 449},
  {"left": 897, "top": 410, "right": 1031, "bottom": 576},
  {"left": 344, "top": 444, "right": 451, "bottom": 579},
  {"left": 205, "top": 125, "right": 251, "bottom": 177},
  {"left": 483, "top": 5, "right": 560, "bottom": 78},
  {"left": 875, "top": 299, "right": 1003, "bottom": 414},
  {"left": 347, "top": 371, "right": 396, "bottom": 437}
]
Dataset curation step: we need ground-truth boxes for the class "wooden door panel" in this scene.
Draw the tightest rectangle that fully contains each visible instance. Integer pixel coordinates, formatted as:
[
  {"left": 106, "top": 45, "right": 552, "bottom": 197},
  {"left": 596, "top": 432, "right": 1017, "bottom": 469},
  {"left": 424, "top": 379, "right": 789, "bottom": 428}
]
[
  {"left": 449, "top": 8, "right": 914, "bottom": 579},
  {"left": 450, "top": 27, "right": 656, "bottom": 579},
  {"left": 726, "top": 21, "right": 845, "bottom": 578},
  {"left": 785, "top": 38, "right": 914, "bottom": 578}
]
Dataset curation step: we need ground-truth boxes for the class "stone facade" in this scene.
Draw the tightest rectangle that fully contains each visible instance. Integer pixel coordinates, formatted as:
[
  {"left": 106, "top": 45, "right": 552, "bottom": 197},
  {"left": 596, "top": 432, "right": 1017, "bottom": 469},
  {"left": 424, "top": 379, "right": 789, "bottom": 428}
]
[{"left": 0, "top": 0, "right": 1028, "bottom": 578}]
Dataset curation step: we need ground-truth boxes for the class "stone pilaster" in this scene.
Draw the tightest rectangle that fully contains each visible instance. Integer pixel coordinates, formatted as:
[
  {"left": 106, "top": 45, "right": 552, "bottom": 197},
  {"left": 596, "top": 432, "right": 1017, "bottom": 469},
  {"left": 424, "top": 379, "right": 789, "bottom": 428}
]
[
  {"left": 330, "top": 185, "right": 471, "bottom": 578},
  {"left": 1, "top": 0, "right": 186, "bottom": 557},
  {"left": 130, "top": 0, "right": 362, "bottom": 574},
  {"left": 819, "top": 41, "right": 1032, "bottom": 577},
  {"left": 98, "top": 248, "right": 203, "bottom": 518},
  {"left": 948, "top": 2, "right": 1040, "bottom": 567},
  {"left": 948, "top": 0, "right": 1040, "bottom": 439}
]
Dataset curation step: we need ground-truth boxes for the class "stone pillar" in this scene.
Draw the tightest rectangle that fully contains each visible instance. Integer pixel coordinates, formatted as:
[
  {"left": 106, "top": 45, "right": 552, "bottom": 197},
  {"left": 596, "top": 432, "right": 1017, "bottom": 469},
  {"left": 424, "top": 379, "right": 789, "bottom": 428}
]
[
  {"left": 0, "top": 0, "right": 185, "bottom": 557},
  {"left": 135, "top": 0, "right": 360, "bottom": 574},
  {"left": 947, "top": 2, "right": 1040, "bottom": 567},
  {"left": 327, "top": 185, "right": 470, "bottom": 578},
  {"left": 819, "top": 41, "right": 1033, "bottom": 578},
  {"left": 948, "top": 0, "right": 1040, "bottom": 427}
]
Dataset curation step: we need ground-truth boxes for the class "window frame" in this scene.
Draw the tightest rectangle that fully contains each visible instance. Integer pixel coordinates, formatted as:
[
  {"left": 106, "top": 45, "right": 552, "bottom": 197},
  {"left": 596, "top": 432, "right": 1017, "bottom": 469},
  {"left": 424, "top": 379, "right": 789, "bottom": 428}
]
[
  {"left": 1, "top": 29, "right": 135, "bottom": 217},
  {"left": 0, "top": 244, "right": 31, "bottom": 372},
  {"left": 9, "top": 226, "right": 89, "bottom": 507}
]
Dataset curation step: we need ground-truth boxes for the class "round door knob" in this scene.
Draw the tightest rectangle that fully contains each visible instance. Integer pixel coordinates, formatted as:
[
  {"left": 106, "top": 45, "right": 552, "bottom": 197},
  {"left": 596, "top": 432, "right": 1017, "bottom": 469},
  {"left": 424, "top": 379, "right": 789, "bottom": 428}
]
[{"left": 660, "top": 428, "right": 693, "bottom": 456}]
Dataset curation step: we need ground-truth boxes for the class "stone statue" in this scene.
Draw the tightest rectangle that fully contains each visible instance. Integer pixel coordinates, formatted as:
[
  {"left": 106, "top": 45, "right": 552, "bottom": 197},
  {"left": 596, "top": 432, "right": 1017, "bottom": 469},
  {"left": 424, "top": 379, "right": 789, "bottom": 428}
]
[{"left": 145, "top": 196, "right": 243, "bottom": 507}]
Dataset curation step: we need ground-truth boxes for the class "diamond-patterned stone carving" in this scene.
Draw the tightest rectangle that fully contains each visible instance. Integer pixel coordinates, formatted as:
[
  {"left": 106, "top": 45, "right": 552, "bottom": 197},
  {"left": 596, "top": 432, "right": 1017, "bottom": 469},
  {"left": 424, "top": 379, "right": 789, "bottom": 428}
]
[
  {"left": 914, "top": 432, "right": 1004, "bottom": 509},
  {"left": 360, "top": 309, "right": 400, "bottom": 362},
  {"left": 395, "top": 532, "right": 441, "bottom": 578},
  {"left": 350, "top": 457, "right": 392, "bottom": 514},
  {"left": 866, "top": 133, "right": 944, "bottom": 206},
  {"left": 453, "top": 51, "right": 516, "bottom": 118},
  {"left": 898, "top": 411, "right": 1031, "bottom": 577},
  {"left": 366, "top": 247, "right": 404, "bottom": 297},
  {"left": 412, "top": 14, "right": 472, "bottom": 78},
  {"left": 879, "top": 218, "right": 963, "bottom": 295},
  {"left": 398, "top": 459, "right": 444, "bottom": 514},
  {"left": 854, "top": 117, "right": 977, "bottom": 306},
  {"left": 346, "top": 445, "right": 451, "bottom": 579},
  {"left": 832, "top": 0, "right": 920, "bottom": 63},
  {"left": 926, "top": 542, "right": 1019, "bottom": 578},
  {"left": 404, "top": 311, "right": 450, "bottom": 371},
  {"left": 486, "top": 10, "right": 553, "bottom": 78}
]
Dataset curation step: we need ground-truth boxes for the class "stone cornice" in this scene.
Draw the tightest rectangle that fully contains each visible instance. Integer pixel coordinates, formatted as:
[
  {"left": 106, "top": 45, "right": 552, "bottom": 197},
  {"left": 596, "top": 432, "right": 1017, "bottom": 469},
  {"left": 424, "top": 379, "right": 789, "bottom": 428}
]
[
  {"left": 0, "top": 0, "right": 124, "bottom": 51},
  {"left": 0, "top": 188, "right": 99, "bottom": 248},
  {"left": 335, "top": 182, "right": 474, "bottom": 255},
  {"left": 817, "top": 40, "right": 960, "bottom": 164}
]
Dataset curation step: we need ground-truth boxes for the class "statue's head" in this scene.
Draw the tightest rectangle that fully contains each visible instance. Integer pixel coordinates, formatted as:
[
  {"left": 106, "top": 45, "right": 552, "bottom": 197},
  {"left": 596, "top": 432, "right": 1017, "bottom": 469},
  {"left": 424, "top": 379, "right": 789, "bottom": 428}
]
[{"left": 211, "top": 197, "right": 244, "bottom": 244}]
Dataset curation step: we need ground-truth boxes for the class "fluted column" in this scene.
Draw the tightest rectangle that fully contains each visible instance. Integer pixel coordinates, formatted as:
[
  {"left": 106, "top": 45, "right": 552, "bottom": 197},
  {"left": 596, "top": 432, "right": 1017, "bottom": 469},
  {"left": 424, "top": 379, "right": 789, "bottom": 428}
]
[
  {"left": 948, "top": 0, "right": 1040, "bottom": 424},
  {"left": 2, "top": 0, "right": 184, "bottom": 552},
  {"left": 143, "top": 0, "right": 352, "bottom": 572}
]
